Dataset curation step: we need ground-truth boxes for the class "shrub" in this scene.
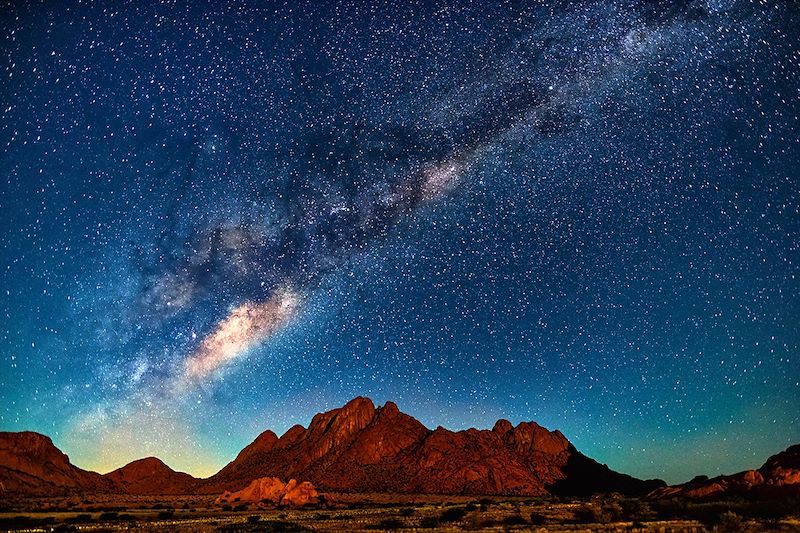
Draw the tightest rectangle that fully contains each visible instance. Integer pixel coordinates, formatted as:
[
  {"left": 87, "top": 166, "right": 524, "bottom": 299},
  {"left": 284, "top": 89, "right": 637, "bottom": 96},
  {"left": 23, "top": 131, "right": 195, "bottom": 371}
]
[
  {"left": 530, "top": 512, "right": 547, "bottom": 525},
  {"left": 399, "top": 507, "right": 415, "bottom": 516},
  {"left": 501, "top": 514, "right": 528, "bottom": 526},
  {"left": 717, "top": 511, "right": 744, "bottom": 532},
  {"left": 439, "top": 506, "right": 467, "bottom": 522},
  {"left": 620, "top": 498, "right": 652, "bottom": 520},
  {"left": 652, "top": 498, "right": 687, "bottom": 520},
  {"left": 64, "top": 514, "right": 92, "bottom": 524},
  {"left": 419, "top": 516, "right": 439, "bottom": 528},
  {"left": 375, "top": 518, "right": 404, "bottom": 530},
  {"left": 247, "top": 515, "right": 261, "bottom": 523},
  {"left": 157, "top": 510, "right": 174, "bottom": 519},
  {"left": 98, "top": 511, "right": 118, "bottom": 520},
  {"left": 0, "top": 517, "right": 34, "bottom": 529},
  {"left": 574, "top": 503, "right": 605, "bottom": 524}
]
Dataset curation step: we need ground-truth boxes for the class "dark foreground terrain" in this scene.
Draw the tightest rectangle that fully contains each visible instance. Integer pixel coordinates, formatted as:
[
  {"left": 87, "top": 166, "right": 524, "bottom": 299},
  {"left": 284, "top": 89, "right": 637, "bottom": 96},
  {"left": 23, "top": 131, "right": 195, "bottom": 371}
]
[{"left": 1, "top": 492, "right": 798, "bottom": 532}]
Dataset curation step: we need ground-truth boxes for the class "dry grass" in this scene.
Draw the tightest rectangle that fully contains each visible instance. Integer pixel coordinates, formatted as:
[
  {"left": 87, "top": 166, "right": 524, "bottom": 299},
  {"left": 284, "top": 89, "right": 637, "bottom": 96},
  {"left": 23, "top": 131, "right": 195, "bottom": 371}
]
[{"left": 0, "top": 493, "right": 798, "bottom": 532}]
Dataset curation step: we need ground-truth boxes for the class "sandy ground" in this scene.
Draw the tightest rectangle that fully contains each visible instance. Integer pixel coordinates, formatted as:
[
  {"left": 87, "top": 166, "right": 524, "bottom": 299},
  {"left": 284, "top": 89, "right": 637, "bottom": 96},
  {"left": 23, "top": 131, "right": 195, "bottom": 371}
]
[{"left": 0, "top": 493, "right": 798, "bottom": 531}]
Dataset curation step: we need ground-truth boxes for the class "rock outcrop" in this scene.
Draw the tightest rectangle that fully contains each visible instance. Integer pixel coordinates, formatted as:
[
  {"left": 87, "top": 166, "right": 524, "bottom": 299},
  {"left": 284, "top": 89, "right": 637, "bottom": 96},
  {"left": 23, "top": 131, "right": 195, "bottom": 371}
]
[
  {"left": 200, "top": 397, "right": 665, "bottom": 496},
  {"left": 649, "top": 444, "right": 800, "bottom": 500},
  {"left": 0, "top": 431, "right": 114, "bottom": 495},
  {"left": 215, "top": 477, "right": 322, "bottom": 506},
  {"left": 105, "top": 457, "right": 198, "bottom": 495}
]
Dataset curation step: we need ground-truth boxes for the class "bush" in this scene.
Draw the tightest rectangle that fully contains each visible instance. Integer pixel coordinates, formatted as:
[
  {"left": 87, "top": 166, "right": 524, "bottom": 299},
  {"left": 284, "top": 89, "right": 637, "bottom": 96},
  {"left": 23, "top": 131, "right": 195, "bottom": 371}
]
[
  {"left": 652, "top": 498, "right": 679, "bottom": 519},
  {"left": 419, "top": 516, "right": 439, "bottom": 528},
  {"left": 717, "top": 511, "right": 744, "bottom": 532},
  {"left": 603, "top": 499, "right": 624, "bottom": 521},
  {"left": 0, "top": 517, "right": 35, "bottom": 529},
  {"left": 530, "top": 512, "right": 547, "bottom": 525},
  {"left": 439, "top": 507, "right": 467, "bottom": 523},
  {"left": 98, "top": 511, "right": 118, "bottom": 520},
  {"left": 501, "top": 514, "right": 528, "bottom": 526},
  {"left": 157, "top": 510, "right": 174, "bottom": 519},
  {"left": 620, "top": 498, "right": 652, "bottom": 520},
  {"left": 375, "top": 518, "right": 404, "bottom": 530},
  {"left": 399, "top": 507, "right": 415, "bottom": 516},
  {"left": 574, "top": 503, "right": 605, "bottom": 524},
  {"left": 247, "top": 515, "right": 261, "bottom": 523},
  {"left": 64, "top": 514, "right": 92, "bottom": 524}
]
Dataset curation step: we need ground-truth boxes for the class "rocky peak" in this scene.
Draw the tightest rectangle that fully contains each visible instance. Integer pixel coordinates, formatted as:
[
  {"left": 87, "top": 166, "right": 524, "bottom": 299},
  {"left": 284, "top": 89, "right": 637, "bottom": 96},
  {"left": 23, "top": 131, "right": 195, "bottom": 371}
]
[
  {"left": 307, "top": 396, "right": 376, "bottom": 438},
  {"left": 289, "top": 397, "right": 377, "bottom": 464},
  {"left": 105, "top": 456, "right": 197, "bottom": 494},
  {"left": 0, "top": 431, "right": 71, "bottom": 467},
  {"left": 0, "top": 431, "right": 115, "bottom": 495},
  {"left": 235, "top": 430, "right": 278, "bottom": 462},
  {"left": 380, "top": 401, "right": 400, "bottom": 417},
  {"left": 760, "top": 444, "right": 800, "bottom": 472},
  {"left": 505, "top": 421, "right": 571, "bottom": 457},
  {"left": 117, "top": 457, "right": 169, "bottom": 472},
  {"left": 492, "top": 419, "right": 513, "bottom": 436},
  {"left": 106, "top": 456, "right": 189, "bottom": 479}
]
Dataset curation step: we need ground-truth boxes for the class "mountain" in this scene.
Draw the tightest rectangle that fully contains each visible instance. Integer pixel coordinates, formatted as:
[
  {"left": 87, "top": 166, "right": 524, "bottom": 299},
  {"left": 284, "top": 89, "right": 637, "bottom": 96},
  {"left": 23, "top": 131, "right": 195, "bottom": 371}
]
[
  {"left": 0, "top": 431, "right": 114, "bottom": 495},
  {"left": 0, "top": 399, "right": 668, "bottom": 497},
  {"left": 199, "top": 397, "right": 665, "bottom": 496},
  {"left": 105, "top": 457, "right": 198, "bottom": 495},
  {"left": 649, "top": 444, "right": 800, "bottom": 500}
]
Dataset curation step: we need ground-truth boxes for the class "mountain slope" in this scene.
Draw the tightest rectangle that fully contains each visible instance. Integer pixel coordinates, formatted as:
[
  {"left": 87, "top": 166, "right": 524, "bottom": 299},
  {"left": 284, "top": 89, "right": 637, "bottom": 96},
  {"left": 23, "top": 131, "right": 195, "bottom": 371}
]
[
  {"left": 649, "top": 444, "right": 800, "bottom": 500},
  {"left": 200, "top": 397, "right": 665, "bottom": 496},
  {"left": 0, "top": 431, "right": 114, "bottom": 495},
  {"left": 105, "top": 457, "right": 198, "bottom": 495}
]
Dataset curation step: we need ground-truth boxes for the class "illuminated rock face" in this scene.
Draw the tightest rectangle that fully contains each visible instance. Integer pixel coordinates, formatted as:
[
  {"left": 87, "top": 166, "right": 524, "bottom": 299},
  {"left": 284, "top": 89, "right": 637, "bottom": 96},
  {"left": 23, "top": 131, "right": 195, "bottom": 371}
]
[
  {"left": 200, "top": 396, "right": 665, "bottom": 497},
  {"left": 214, "top": 477, "right": 321, "bottom": 507},
  {"left": 649, "top": 444, "right": 800, "bottom": 500},
  {"left": 0, "top": 431, "right": 115, "bottom": 495},
  {"left": 104, "top": 457, "right": 198, "bottom": 495},
  {"left": 1, "top": 397, "right": 674, "bottom": 497}
]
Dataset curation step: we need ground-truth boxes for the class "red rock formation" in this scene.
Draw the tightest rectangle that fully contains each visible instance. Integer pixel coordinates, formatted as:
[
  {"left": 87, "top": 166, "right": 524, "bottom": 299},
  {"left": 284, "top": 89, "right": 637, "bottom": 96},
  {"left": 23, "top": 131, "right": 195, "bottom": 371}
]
[
  {"left": 105, "top": 457, "right": 198, "bottom": 495},
  {"left": 200, "top": 397, "right": 664, "bottom": 496},
  {"left": 0, "top": 398, "right": 672, "bottom": 497},
  {"left": 649, "top": 444, "right": 800, "bottom": 500},
  {"left": 759, "top": 444, "right": 800, "bottom": 487},
  {"left": 215, "top": 476, "right": 322, "bottom": 506},
  {"left": 0, "top": 431, "right": 114, "bottom": 495}
]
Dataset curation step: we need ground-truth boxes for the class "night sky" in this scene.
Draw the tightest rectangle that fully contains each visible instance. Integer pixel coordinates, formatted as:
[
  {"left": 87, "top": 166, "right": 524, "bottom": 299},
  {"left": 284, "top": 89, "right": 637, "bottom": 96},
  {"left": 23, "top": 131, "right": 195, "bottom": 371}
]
[{"left": 1, "top": 0, "right": 798, "bottom": 484}]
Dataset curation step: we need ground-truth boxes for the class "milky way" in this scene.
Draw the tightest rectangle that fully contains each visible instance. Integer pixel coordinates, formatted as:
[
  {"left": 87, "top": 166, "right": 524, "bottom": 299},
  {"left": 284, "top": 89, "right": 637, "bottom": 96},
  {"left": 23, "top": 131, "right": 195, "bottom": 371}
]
[{"left": 1, "top": 0, "right": 798, "bottom": 481}]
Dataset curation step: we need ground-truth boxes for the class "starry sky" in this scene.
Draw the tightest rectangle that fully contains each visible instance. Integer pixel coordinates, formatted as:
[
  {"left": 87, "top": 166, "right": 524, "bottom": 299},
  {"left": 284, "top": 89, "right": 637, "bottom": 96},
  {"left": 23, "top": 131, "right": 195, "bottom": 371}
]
[{"left": 1, "top": 0, "right": 798, "bottom": 485}]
